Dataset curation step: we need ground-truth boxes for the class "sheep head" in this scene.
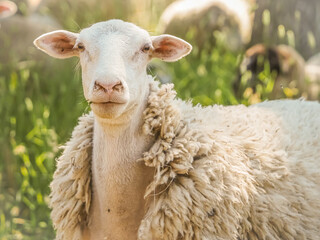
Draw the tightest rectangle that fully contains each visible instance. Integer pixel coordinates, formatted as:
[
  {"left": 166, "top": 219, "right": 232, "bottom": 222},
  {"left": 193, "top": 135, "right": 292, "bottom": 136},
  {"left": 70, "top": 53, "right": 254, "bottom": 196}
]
[{"left": 34, "top": 19, "right": 192, "bottom": 120}]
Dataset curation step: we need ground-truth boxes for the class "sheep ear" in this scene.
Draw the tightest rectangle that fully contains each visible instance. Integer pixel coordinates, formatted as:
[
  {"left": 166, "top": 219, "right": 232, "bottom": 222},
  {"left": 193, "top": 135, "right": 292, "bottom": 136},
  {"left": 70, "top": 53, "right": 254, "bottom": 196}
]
[
  {"left": 0, "top": 0, "right": 17, "bottom": 19},
  {"left": 151, "top": 34, "right": 192, "bottom": 62},
  {"left": 33, "top": 30, "right": 79, "bottom": 59}
]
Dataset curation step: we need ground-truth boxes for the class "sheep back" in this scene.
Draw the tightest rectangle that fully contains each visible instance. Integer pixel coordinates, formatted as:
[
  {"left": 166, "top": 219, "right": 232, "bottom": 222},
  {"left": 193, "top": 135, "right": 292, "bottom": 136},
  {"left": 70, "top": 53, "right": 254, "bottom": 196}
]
[
  {"left": 138, "top": 83, "right": 320, "bottom": 239},
  {"left": 50, "top": 82, "right": 320, "bottom": 239}
]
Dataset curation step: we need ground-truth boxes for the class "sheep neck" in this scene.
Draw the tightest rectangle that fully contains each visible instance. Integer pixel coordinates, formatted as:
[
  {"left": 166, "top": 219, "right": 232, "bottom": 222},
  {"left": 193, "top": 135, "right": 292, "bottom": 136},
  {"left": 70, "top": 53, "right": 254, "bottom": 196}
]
[{"left": 88, "top": 87, "right": 155, "bottom": 240}]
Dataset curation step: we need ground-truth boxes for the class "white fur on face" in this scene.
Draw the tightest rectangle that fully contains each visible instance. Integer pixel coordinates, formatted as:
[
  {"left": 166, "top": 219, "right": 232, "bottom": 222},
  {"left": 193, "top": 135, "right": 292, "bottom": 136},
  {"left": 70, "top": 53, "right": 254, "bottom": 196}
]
[
  {"left": 34, "top": 19, "right": 191, "bottom": 120},
  {"left": 78, "top": 20, "right": 152, "bottom": 120}
]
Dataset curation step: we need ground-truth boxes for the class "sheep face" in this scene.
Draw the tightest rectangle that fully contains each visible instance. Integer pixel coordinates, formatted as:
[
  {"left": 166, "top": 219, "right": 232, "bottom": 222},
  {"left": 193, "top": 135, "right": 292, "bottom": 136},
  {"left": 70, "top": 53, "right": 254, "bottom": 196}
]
[{"left": 34, "top": 19, "right": 192, "bottom": 119}]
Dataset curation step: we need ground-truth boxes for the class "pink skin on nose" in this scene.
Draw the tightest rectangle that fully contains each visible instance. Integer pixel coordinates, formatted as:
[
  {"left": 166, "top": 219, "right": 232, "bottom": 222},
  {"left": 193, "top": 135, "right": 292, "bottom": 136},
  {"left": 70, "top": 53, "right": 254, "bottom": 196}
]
[
  {"left": 90, "top": 80, "right": 126, "bottom": 104},
  {"left": 94, "top": 81, "right": 122, "bottom": 94}
]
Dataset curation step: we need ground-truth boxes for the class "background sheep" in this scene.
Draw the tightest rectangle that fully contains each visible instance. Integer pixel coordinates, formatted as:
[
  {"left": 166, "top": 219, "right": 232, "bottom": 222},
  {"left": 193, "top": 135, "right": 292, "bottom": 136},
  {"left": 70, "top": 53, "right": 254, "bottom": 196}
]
[
  {"left": 235, "top": 44, "right": 307, "bottom": 101},
  {"left": 235, "top": 44, "right": 320, "bottom": 101},
  {"left": 251, "top": 0, "right": 320, "bottom": 59},
  {"left": 157, "top": 0, "right": 254, "bottom": 52},
  {"left": 305, "top": 53, "right": 320, "bottom": 100},
  {"left": 0, "top": 0, "right": 60, "bottom": 66},
  {"left": 0, "top": 0, "right": 17, "bottom": 19},
  {"left": 34, "top": 19, "right": 320, "bottom": 240},
  {"left": 155, "top": 0, "right": 320, "bottom": 104}
]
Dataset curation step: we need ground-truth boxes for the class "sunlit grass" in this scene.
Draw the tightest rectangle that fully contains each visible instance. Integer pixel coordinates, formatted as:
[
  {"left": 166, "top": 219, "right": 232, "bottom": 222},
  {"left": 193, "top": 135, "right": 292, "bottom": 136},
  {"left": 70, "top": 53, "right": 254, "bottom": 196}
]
[{"left": 0, "top": 59, "right": 84, "bottom": 239}]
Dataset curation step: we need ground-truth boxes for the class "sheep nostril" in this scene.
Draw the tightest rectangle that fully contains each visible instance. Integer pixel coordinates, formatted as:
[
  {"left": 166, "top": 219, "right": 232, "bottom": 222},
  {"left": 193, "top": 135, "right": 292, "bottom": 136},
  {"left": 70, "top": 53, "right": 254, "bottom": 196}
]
[
  {"left": 94, "top": 83, "right": 103, "bottom": 91},
  {"left": 94, "top": 81, "right": 123, "bottom": 93},
  {"left": 113, "top": 82, "right": 123, "bottom": 92}
]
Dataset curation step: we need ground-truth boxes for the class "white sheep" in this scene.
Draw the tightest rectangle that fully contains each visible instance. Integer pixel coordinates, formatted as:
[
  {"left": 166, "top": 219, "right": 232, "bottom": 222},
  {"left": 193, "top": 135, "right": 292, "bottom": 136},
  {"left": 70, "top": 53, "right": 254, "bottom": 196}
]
[
  {"left": 34, "top": 19, "right": 320, "bottom": 240},
  {"left": 305, "top": 53, "right": 320, "bottom": 100},
  {"left": 251, "top": 0, "right": 320, "bottom": 59},
  {"left": 157, "top": 0, "right": 254, "bottom": 51},
  {"left": 0, "top": 0, "right": 60, "bottom": 64},
  {"left": 236, "top": 44, "right": 320, "bottom": 101},
  {"left": 235, "top": 44, "right": 307, "bottom": 100}
]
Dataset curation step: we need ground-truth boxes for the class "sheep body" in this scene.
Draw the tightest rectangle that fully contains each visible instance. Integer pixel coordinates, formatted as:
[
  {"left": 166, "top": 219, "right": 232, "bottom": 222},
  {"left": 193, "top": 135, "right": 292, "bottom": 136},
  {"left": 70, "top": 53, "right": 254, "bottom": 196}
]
[
  {"left": 158, "top": 0, "right": 253, "bottom": 51},
  {"left": 305, "top": 53, "right": 320, "bottom": 100},
  {"left": 236, "top": 44, "right": 320, "bottom": 101},
  {"left": 34, "top": 19, "right": 320, "bottom": 240},
  {"left": 52, "top": 81, "right": 320, "bottom": 240},
  {"left": 236, "top": 44, "right": 314, "bottom": 100},
  {"left": 139, "top": 83, "right": 320, "bottom": 239},
  {"left": 251, "top": 0, "right": 320, "bottom": 59},
  {"left": 0, "top": 2, "right": 60, "bottom": 65}
]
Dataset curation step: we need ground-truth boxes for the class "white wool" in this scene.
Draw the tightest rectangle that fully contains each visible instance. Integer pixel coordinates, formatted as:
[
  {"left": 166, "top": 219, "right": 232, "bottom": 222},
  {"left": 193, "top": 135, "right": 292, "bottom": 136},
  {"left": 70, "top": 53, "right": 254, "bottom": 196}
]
[
  {"left": 51, "top": 82, "right": 320, "bottom": 239},
  {"left": 50, "top": 114, "right": 94, "bottom": 240},
  {"left": 305, "top": 53, "right": 320, "bottom": 100},
  {"left": 33, "top": 19, "right": 319, "bottom": 240},
  {"left": 138, "top": 83, "right": 320, "bottom": 239},
  {"left": 158, "top": 0, "right": 253, "bottom": 44}
]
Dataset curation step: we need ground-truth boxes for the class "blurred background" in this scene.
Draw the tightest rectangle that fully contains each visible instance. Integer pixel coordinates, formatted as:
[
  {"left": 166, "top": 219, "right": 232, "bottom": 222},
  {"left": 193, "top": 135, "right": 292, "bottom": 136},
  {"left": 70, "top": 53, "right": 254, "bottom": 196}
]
[{"left": 0, "top": 0, "right": 319, "bottom": 239}]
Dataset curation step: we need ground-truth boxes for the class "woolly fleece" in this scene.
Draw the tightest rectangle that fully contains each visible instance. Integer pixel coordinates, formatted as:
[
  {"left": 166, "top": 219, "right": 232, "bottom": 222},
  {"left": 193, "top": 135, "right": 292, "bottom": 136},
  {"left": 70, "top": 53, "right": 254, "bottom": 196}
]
[{"left": 50, "top": 82, "right": 320, "bottom": 240}]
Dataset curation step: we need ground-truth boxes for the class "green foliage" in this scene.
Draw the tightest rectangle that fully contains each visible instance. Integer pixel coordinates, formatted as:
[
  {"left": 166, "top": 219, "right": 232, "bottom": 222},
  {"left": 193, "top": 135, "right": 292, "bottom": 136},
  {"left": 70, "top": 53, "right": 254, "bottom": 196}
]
[
  {"left": 164, "top": 30, "right": 240, "bottom": 106},
  {"left": 0, "top": 59, "right": 85, "bottom": 239},
  {"left": 236, "top": 61, "right": 278, "bottom": 105}
]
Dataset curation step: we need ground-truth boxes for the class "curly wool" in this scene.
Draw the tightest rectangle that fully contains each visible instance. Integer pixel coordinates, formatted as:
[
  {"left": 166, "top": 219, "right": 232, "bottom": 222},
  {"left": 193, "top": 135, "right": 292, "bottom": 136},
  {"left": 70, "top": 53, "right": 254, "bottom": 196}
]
[
  {"left": 50, "top": 114, "right": 94, "bottom": 240},
  {"left": 51, "top": 82, "right": 320, "bottom": 240}
]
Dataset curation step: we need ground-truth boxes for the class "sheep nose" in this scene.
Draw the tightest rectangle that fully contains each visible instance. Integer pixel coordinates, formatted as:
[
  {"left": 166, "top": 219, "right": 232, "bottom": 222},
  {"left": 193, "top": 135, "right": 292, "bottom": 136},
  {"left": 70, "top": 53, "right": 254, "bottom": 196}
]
[{"left": 94, "top": 81, "right": 123, "bottom": 94}]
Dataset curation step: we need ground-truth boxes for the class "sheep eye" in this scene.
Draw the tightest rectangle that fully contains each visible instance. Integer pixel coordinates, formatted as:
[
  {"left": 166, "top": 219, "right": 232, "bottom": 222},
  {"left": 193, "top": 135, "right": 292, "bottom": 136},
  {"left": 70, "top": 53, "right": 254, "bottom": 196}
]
[
  {"left": 142, "top": 44, "right": 151, "bottom": 53},
  {"left": 77, "top": 43, "right": 85, "bottom": 51}
]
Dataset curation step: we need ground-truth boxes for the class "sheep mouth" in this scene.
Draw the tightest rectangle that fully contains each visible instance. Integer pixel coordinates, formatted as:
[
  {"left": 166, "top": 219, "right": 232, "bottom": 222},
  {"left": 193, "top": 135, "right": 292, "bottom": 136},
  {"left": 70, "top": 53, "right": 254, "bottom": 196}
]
[{"left": 91, "top": 101, "right": 125, "bottom": 106}]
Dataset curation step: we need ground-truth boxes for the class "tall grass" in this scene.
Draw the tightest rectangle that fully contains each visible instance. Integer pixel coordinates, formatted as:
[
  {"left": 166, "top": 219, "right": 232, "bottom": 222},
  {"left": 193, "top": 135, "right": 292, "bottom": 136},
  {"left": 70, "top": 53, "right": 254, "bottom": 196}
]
[{"left": 0, "top": 59, "right": 85, "bottom": 239}]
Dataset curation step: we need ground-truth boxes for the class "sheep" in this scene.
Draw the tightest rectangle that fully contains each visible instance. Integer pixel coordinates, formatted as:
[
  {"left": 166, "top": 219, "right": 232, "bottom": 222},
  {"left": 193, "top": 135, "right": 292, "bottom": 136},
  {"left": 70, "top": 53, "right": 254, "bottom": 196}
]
[
  {"left": 34, "top": 19, "right": 320, "bottom": 240},
  {"left": 236, "top": 44, "right": 320, "bottom": 101},
  {"left": 0, "top": 0, "right": 17, "bottom": 19},
  {"left": 251, "top": 0, "right": 320, "bottom": 59},
  {"left": 0, "top": 0, "right": 60, "bottom": 65},
  {"left": 235, "top": 44, "right": 311, "bottom": 101},
  {"left": 157, "top": 0, "right": 254, "bottom": 52},
  {"left": 305, "top": 53, "right": 320, "bottom": 100}
]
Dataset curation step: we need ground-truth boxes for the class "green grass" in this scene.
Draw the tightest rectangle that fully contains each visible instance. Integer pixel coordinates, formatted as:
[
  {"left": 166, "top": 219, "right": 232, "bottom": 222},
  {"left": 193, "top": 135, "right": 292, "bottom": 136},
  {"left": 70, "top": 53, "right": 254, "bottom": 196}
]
[{"left": 0, "top": 59, "right": 85, "bottom": 239}]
